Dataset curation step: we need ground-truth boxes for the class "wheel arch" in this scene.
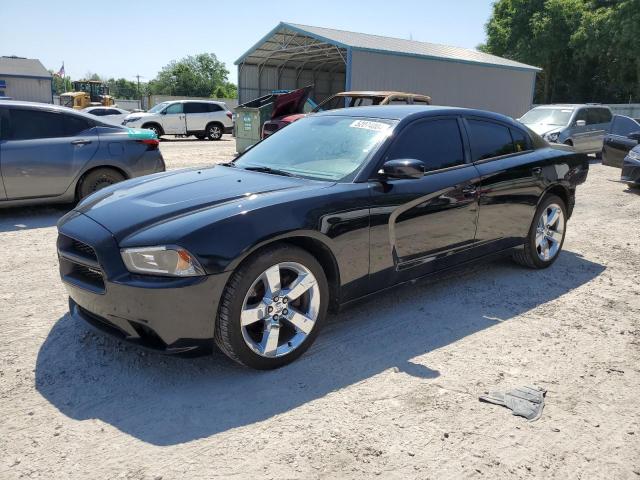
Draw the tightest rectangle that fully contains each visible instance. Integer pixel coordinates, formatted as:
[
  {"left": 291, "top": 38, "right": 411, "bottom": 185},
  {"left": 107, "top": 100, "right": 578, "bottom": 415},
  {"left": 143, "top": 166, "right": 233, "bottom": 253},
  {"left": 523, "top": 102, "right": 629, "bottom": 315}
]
[
  {"left": 141, "top": 122, "right": 164, "bottom": 135},
  {"left": 74, "top": 164, "right": 129, "bottom": 201},
  {"left": 540, "top": 183, "right": 573, "bottom": 219},
  {"left": 225, "top": 232, "right": 342, "bottom": 312}
]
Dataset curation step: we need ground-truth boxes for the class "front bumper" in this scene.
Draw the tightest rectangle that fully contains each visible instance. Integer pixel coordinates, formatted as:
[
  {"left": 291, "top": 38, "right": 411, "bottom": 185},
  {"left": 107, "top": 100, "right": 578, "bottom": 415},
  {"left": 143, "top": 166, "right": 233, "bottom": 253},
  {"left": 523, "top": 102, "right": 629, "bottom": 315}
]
[
  {"left": 621, "top": 157, "right": 640, "bottom": 184},
  {"left": 57, "top": 211, "right": 231, "bottom": 353}
]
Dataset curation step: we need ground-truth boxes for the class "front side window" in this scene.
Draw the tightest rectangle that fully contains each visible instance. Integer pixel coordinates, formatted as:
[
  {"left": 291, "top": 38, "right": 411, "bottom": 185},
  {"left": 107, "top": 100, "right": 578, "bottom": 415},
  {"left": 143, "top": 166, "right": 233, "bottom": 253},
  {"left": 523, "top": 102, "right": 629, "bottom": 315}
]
[
  {"left": 165, "top": 103, "right": 183, "bottom": 114},
  {"left": 586, "top": 108, "right": 602, "bottom": 125},
  {"left": 467, "top": 119, "right": 516, "bottom": 161},
  {"left": 9, "top": 109, "right": 68, "bottom": 140},
  {"left": 234, "top": 115, "right": 396, "bottom": 181},
  {"left": 385, "top": 118, "right": 464, "bottom": 172},
  {"left": 611, "top": 115, "right": 640, "bottom": 136},
  {"left": 575, "top": 109, "right": 588, "bottom": 124}
]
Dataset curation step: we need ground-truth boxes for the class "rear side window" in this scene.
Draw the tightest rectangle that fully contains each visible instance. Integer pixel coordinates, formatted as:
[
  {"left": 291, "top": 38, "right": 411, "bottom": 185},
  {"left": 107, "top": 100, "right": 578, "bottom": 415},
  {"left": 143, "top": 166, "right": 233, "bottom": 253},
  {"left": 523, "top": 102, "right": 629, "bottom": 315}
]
[
  {"left": 510, "top": 128, "right": 530, "bottom": 152},
  {"left": 388, "top": 97, "right": 409, "bottom": 105},
  {"left": 184, "top": 102, "right": 209, "bottom": 114},
  {"left": 611, "top": 115, "right": 640, "bottom": 136},
  {"left": 385, "top": 118, "right": 464, "bottom": 172},
  {"left": 8, "top": 109, "right": 92, "bottom": 140},
  {"left": 207, "top": 103, "right": 223, "bottom": 112},
  {"left": 466, "top": 119, "right": 516, "bottom": 161},
  {"left": 90, "top": 109, "right": 107, "bottom": 116}
]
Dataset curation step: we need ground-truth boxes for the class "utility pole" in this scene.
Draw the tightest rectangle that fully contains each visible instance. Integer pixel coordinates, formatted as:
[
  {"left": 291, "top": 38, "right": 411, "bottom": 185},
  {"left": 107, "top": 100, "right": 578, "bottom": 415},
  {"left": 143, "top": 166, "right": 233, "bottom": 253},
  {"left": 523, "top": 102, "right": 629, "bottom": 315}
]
[{"left": 135, "top": 74, "right": 143, "bottom": 109}]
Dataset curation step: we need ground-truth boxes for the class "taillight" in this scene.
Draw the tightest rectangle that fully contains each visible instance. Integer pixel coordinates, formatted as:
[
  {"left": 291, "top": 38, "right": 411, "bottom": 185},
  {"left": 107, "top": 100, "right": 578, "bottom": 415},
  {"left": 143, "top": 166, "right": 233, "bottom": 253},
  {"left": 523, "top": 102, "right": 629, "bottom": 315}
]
[
  {"left": 137, "top": 139, "right": 159, "bottom": 150},
  {"left": 226, "top": 111, "right": 232, "bottom": 120}
]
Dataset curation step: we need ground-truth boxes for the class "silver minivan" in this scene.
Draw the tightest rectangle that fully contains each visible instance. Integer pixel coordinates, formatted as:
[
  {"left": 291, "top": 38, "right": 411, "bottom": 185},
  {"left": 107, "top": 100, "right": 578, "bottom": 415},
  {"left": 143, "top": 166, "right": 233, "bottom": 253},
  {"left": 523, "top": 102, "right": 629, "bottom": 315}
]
[{"left": 519, "top": 104, "right": 613, "bottom": 154}]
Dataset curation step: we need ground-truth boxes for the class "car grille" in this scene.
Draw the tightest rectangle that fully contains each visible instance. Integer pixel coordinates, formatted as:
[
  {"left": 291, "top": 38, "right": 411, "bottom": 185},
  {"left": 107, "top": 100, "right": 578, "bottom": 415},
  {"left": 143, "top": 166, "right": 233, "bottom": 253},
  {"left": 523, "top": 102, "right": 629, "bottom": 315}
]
[{"left": 57, "top": 235, "right": 105, "bottom": 293}]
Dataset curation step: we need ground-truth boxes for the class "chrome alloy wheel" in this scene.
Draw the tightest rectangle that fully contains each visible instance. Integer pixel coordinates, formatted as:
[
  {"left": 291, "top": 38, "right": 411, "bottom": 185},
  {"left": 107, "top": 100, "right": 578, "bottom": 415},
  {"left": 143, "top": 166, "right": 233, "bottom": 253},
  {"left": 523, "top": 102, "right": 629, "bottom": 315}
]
[
  {"left": 535, "top": 203, "right": 565, "bottom": 261},
  {"left": 240, "top": 262, "right": 320, "bottom": 358},
  {"left": 209, "top": 125, "right": 222, "bottom": 139}
]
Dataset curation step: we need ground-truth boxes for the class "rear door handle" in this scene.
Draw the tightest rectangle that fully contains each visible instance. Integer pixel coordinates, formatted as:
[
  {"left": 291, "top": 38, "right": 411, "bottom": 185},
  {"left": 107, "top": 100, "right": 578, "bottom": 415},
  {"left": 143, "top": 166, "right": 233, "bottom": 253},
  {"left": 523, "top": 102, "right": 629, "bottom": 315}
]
[
  {"left": 71, "top": 139, "right": 92, "bottom": 145},
  {"left": 532, "top": 167, "right": 542, "bottom": 175}
]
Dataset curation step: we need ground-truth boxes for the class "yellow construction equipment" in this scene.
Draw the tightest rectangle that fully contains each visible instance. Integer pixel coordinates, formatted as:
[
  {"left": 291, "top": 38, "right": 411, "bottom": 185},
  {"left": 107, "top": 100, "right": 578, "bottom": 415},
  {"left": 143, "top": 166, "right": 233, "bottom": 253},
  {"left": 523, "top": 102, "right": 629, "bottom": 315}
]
[{"left": 59, "top": 80, "right": 115, "bottom": 109}]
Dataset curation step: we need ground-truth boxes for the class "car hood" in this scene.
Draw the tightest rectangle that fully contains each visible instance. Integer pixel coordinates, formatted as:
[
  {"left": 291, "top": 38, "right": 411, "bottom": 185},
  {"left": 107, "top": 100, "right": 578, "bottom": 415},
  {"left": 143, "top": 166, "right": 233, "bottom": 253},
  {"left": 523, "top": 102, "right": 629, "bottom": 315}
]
[
  {"left": 123, "top": 112, "right": 154, "bottom": 121},
  {"left": 524, "top": 123, "right": 563, "bottom": 136},
  {"left": 75, "top": 166, "right": 330, "bottom": 243},
  {"left": 271, "top": 86, "right": 312, "bottom": 119}
]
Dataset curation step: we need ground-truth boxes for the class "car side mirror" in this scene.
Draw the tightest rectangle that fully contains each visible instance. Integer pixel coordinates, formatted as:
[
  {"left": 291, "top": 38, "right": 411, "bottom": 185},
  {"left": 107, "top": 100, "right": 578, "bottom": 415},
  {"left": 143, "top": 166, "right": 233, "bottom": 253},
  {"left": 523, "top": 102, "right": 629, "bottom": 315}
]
[
  {"left": 378, "top": 159, "right": 425, "bottom": 180},
  {"left": 627, "top": 131, "right": 640, "bottom": 142},
  {"left": 576, "top": 120, "right": 586, "bottom": 127}
]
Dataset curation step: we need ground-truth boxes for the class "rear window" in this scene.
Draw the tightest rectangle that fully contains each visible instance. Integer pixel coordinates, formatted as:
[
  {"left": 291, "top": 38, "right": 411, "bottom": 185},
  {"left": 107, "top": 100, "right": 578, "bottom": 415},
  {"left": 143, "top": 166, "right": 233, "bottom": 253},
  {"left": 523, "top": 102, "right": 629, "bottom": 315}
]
[
  {"left": 8, "top": 109, "right": 92, "bottom": 140},
  {"left": 466, "top": 119, "right": 516, "bottom": 161}
]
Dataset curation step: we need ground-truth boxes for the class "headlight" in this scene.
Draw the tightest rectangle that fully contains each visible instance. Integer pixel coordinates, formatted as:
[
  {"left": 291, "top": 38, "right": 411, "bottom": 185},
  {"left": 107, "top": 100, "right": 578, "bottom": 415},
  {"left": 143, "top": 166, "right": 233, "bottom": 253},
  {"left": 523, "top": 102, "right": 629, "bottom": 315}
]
[
  {"left": 545, "top": 132, "right": 560, "bottom": 143},
  {"left": 120, "top": 246, "right": 205, "bottom": 277},
  {"left": 123, "top": 117, "right": 140, "bottom": 124},
  {"left": 628, "top": 150, "right": 640, "bottom": 161}
]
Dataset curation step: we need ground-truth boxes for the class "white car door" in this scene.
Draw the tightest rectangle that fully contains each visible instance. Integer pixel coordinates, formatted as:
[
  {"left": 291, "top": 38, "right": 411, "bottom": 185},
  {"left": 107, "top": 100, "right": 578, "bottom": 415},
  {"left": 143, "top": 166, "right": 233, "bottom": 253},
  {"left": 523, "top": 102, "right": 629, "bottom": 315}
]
[
  {"left": 161, "top": 103, "right": 186, "bottom": 134},
  {"left": 184, "top": 102, "right": 209, "bottom": 132}
]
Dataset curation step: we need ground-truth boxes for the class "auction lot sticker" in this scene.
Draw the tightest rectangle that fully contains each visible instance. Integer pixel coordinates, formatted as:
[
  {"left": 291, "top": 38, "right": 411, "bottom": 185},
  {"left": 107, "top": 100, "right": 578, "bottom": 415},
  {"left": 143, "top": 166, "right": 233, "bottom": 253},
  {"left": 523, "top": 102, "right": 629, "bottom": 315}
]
[{"left": 349, "top": 120, "right": 390, "bottom": 131}]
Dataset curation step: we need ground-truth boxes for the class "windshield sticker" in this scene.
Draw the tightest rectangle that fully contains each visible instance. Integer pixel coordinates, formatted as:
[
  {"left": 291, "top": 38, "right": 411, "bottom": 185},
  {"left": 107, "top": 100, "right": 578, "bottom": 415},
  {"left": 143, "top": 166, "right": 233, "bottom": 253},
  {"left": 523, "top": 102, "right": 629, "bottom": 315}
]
[
  {"left": 561, "top": 110, "right": 573, "bottom": 113},
  {"left": 349, "top": 120, "right": 390, "bottom": 131}
]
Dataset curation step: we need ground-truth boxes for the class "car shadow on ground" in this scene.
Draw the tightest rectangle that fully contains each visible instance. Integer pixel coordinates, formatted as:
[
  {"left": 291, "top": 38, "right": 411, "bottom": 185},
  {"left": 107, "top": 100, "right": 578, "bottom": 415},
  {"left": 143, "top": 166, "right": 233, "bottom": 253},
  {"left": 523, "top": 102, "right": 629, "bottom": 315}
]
[
  {"left": 0, "top": 205, "right": 70, "bottom": 233},
  {"left": 35, "top": 251, "right": 604, "bottom": 446}
]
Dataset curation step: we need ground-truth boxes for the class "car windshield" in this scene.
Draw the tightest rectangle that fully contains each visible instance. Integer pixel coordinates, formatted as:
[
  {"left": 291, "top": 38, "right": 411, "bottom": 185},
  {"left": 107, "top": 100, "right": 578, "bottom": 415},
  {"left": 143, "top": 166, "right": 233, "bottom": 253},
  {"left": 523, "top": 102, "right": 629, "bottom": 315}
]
[
  {"left": 147, "top": 102, "right": 169, "bottom": 113},
  {"left": 520, "top": 108, "right": 574, "bottom": 126},
  {"left": 234, "top": 115, "right": 396, "bottom": 181}
]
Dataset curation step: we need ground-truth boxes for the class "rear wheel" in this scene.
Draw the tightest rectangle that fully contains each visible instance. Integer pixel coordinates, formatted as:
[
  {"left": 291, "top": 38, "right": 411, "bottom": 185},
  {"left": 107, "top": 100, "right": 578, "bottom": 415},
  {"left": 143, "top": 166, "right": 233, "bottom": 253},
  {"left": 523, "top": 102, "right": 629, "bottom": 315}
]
[
  {"left": 206, "top": 123, "right": 223, "bottom": 141},
  {"left": 512, "top": 194, "right": 566, "bottom": 269},
  {"left": 214, "top": 245, "right": 329, "bottom": 369},
  {"left": 78, "top": 168, "right": 125, "bottom": 200}
]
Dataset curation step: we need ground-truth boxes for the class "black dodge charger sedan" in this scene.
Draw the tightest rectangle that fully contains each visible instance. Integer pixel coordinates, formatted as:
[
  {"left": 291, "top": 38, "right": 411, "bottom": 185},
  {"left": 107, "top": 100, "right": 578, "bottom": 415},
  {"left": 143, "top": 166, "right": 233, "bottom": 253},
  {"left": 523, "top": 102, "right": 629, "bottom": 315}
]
[{"left": 57, "top": 106, "right": 589, "bottom": 369}]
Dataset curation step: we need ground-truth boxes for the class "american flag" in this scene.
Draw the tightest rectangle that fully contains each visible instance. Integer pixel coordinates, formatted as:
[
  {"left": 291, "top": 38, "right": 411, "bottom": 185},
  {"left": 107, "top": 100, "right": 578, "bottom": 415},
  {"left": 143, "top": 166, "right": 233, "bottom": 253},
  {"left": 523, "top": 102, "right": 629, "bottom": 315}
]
[{"left": 54, "top": 63, "right": 65, "bottom": 77}]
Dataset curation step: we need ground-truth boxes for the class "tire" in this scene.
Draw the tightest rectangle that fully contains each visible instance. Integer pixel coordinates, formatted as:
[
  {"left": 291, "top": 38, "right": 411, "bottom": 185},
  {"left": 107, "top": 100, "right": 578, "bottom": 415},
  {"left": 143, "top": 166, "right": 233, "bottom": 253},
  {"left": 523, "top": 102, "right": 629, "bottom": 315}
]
[
  {"left": 214, "top": 244, "right": 329, "bottom": 369},
  {"left": 512, "top": 194, "right": 567, "bottom": 269},
  {"left": 78, "top": 168, "right": 125, "bottom": 200},
  {"left": 206, "top": 123, "right": 223, "bottom": 141},
  {"left": 142, "top": 123, "right": 163, "bottom": 138}
]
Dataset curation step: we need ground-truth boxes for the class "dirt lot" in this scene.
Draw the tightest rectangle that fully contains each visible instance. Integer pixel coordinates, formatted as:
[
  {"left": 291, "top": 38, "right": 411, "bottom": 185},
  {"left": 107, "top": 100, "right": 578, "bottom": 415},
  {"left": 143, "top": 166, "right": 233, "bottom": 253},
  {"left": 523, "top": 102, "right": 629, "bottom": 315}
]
[{"left": 1, "top": 137, "right": 639, "bottom": 479}]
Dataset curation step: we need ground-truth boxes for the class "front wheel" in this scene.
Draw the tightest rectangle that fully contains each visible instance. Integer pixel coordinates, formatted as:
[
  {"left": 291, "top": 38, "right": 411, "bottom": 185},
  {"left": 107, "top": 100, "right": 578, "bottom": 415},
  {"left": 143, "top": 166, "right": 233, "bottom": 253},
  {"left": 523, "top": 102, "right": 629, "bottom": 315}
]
[
  {"left": 512, "top": 194, "right": 567, "bottom": 269},
  {"left": 214, "top": 245, "right": 329, "bottom": 369}
]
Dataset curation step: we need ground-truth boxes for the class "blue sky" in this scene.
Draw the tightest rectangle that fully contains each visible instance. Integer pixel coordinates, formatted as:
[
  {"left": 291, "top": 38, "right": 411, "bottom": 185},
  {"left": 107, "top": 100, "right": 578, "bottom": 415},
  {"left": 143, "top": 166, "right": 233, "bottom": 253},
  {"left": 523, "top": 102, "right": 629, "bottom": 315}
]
[{"left": 0, "top": 0, "right": 494, "bottom": 84}]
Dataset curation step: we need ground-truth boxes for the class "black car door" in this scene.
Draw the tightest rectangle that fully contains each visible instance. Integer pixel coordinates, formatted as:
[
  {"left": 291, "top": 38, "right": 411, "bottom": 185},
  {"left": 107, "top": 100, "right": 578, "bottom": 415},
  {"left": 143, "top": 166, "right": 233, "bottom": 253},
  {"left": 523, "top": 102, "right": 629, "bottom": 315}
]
[
  {"left": 603, "top": 115, "right": 640, "bottom": 168},
  {"left": 368, "top": 116, "right": 481, "bottom": 289},
  {"left": 464, "top": 117, "right": 545, "bottom": 253}
]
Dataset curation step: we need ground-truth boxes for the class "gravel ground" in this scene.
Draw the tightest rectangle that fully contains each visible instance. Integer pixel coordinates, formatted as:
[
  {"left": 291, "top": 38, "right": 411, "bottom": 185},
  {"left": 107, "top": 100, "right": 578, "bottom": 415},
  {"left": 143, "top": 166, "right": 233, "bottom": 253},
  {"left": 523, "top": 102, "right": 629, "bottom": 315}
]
[{"left": 0, "top": 138, "right": 638, "bottom": 479}]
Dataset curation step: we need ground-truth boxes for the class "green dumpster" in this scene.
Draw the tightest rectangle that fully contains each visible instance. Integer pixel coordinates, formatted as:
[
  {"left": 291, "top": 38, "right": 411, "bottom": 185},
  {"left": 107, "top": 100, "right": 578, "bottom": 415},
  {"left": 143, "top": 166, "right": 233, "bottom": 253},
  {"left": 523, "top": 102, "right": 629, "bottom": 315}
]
[{"left": 234, "top": 94, "right": 276, "bottom": 153}]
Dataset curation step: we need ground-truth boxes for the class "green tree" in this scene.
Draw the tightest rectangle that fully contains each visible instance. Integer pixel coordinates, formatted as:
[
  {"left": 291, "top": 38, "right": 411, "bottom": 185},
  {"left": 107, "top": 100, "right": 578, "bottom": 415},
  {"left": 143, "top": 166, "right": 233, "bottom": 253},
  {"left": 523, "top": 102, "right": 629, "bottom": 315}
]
[
  {"left": 105, "top": 78, "right": 142, "bottom": 99},
  {"left": 481, "top": 0, "right": 640, "bottom": 103},
  {"left": 149, "top": 53, "right": 234, "bottom": 97}
]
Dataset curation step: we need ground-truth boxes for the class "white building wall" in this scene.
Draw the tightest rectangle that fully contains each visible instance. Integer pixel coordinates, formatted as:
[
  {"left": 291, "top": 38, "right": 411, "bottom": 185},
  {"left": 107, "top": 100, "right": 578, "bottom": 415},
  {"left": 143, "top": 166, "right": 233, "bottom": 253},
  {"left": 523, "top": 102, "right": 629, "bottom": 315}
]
[
  {"left": 1, "top": 76, "right": 52, "bottom": 103},
  {"left": 350, "top": 50, "right": 536, "bottom": 118}
]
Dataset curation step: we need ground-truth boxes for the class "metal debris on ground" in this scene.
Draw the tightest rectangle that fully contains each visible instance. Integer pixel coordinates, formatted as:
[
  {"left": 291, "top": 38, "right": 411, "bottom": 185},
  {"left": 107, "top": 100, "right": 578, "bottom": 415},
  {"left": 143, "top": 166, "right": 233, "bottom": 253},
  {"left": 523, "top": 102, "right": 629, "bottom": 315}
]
[{"left": 479, "top": 386, "right": 547, "bottom": 421}]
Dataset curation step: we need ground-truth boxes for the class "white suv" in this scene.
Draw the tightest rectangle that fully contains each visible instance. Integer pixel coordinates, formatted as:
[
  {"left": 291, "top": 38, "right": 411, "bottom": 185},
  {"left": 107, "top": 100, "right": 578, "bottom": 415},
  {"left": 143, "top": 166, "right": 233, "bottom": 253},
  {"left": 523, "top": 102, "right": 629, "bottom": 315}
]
[{"left": 122, "top": 100, "right": 233, "bottom": 140}]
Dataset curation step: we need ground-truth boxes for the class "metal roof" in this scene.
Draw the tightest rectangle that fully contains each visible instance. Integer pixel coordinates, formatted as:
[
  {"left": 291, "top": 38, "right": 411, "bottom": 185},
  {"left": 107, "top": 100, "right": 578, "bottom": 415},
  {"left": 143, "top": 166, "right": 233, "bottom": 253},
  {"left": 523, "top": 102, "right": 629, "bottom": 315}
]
[
  {"left": 236, "top": 22, "right": 541, "bottom": 72},
  {"left": 0, "top": 56, "right": 52, "bottom": 79}
]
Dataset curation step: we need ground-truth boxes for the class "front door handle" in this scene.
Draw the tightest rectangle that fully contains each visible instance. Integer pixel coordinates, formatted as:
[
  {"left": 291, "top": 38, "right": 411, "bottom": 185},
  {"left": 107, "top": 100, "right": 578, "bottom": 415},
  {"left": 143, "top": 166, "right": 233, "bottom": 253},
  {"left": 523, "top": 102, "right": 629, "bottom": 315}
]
[
  {"left": 532, "top": 167, "right": 542, "bottom": 175},
  {"left": 461, "top": 184, "right": 477, "bottom": 196},
  {"left": 71, "top": 139, "right": 92, "bottom": 146}
]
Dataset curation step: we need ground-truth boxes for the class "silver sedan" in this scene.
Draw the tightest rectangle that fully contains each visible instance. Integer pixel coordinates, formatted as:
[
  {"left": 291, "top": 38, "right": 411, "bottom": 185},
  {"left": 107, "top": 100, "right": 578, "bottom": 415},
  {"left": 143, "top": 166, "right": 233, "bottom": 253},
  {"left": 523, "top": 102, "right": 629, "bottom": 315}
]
[{"left": 0, "top": 101, "right": 165, "bottom": 208}]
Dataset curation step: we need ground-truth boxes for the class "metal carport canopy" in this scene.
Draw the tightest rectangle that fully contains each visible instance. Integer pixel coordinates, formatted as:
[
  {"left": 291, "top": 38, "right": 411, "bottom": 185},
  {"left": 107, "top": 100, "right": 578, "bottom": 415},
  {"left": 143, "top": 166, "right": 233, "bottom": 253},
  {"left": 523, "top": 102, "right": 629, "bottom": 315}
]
[{"left": 235, "top": 22, "right": 540, "bottom": 98}]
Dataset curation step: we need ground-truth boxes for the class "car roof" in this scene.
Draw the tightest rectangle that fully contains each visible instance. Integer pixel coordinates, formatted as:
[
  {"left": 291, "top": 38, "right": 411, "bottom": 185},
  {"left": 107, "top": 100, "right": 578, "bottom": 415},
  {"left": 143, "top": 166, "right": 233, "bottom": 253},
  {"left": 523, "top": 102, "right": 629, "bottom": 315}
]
[
  {"left": 534, "top": 104, "right": 610, "bottom": 109},
  {"left": 314, "top": 104, "right": 517, "bottom": 125},
  {"left": 336, "top": 91, "right": 430, "bottom": 98}
]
